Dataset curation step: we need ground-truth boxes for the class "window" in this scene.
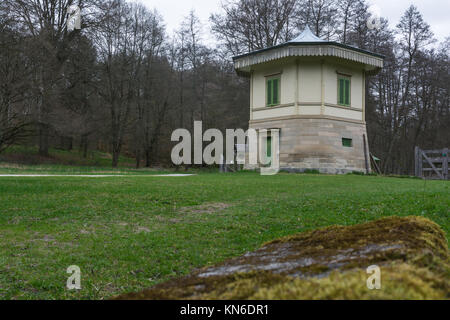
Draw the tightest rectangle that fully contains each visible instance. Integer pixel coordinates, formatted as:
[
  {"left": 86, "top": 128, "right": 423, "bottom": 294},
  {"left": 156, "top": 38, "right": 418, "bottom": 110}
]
[
  {"left": 338, "top": 75, "right": 351, "bottom": 107},
  {"left": 266, "top": 77, "right": 280, "bottom": 107},
  {"left": 342, "top": 138, "right": 353, "bottom": 148}
]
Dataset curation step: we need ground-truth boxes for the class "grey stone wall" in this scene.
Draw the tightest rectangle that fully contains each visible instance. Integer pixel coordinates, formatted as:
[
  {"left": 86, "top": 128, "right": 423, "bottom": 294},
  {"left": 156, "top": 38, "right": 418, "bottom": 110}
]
[{"left": 246, "top": 117, "right": 370, "bottom": 174}]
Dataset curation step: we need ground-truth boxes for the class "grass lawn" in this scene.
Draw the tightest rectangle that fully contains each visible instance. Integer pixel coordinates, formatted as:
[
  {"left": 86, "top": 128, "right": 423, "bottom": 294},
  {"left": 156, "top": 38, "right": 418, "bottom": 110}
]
[{"left": 0, "top": 171, "right": 448, "bottom": 299}]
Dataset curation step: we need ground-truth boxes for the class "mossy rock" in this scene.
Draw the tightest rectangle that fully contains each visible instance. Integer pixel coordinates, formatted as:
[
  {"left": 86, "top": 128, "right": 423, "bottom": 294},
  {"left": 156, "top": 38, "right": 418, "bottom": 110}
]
[{"left": 114, "top": 216, "right": 449, "bottom": 300}]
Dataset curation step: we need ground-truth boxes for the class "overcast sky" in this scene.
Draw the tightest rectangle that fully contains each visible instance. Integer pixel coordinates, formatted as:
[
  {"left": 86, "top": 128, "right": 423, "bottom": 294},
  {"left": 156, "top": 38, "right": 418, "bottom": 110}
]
[{"left": 138, "top": 0, "right": 449, "bottom": 44}]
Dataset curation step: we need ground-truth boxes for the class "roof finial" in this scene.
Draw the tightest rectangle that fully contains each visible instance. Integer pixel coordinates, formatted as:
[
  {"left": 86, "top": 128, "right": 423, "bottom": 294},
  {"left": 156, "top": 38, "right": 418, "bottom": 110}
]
[{"left": 289, "top": 25, "right": 325, "bottom": 43}]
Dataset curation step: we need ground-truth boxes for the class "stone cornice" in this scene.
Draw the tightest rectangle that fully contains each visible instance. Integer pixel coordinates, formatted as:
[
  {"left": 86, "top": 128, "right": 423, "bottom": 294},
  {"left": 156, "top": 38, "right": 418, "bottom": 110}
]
[
  {"left": 249, "top": 115, "right": 366, "bottom": 125},
  {"left": 252, "top": 103, "right": 363, "bottom": 113}
]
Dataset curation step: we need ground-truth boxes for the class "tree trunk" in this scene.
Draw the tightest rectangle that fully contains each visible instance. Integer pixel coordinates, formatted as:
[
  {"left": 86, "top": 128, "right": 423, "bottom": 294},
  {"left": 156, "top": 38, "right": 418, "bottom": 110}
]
[
  {"left": 145, "top": 148, "right": 151, "bottom": 168},
  {"left": 68, "top": 137, "right": 73, "bottom": 151},
  {"left": 81, "top": 135, "right": 88, "bottom": 158},
  {"left": 135, "top": 148, "right": 141, "bottom": 169},
  {"left": 39, "top": 124, "right": 49, "bottom": 156},
  {"left": 112, "top": 149, "right": 120, "bottom": 168}
]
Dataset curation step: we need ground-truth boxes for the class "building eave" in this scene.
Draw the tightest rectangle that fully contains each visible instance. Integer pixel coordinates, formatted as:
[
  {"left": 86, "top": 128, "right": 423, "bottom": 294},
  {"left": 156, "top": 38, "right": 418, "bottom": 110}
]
[{"left": 233, "top": 42, "right": 384, "bottom": 75}]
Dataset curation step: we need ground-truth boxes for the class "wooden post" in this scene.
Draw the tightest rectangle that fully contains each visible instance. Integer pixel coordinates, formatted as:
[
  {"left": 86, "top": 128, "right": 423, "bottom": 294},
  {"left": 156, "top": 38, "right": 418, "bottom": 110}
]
[
  {"left": 363, "top": 134, "right": 369, "bottom": 174},
  {"left": 370, "top": 153, "right": 382, "bottom": 175},
  {"left": 418, "top": 148, "right": 423, "bottom": 178},
  {"left": 443, "top": 148, "right": 448, "bottom": 180},
  {"left": 414, "top": 146, "right": 420, "bottom": 177}
]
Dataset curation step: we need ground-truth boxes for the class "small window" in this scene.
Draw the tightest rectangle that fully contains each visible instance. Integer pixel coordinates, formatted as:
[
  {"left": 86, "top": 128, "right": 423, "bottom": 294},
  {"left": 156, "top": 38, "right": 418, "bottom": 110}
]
[
  {"left": 266, "top": 77, "right": 280, "bottom": 107},
  {"left": 338, "top": 75, "right": 351, "bottom": 107},
  {"left": 342, "top": 138, "right": 353, "bottom": 148}
]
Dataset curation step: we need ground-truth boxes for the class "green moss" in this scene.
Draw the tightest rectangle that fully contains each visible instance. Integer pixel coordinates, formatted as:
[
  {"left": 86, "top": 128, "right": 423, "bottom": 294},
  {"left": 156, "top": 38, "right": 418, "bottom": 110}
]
[
  {"left": 114, "top": 217, "right": 449, "bottom": 300},
  {"left": 244, "top": 264, "right": 448, "bottom": 300},
  {"left": 115, "top": 261, "right": 449, "bottom": 300}
]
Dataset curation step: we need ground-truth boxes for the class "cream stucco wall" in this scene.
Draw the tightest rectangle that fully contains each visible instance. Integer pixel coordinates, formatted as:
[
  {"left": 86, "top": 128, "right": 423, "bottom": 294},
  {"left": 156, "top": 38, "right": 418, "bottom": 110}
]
[
  {"left": 251, "top": 59, "right": 297, "bottom": 109},
  {"left": 250, "top": 57, "right": 365, "bottom": 122},
  {"left": 298, "top": 62, "right": 322, "bottom": 103},
  {"left": 324, "top": 60, "right": 364, "bottom": 110}
]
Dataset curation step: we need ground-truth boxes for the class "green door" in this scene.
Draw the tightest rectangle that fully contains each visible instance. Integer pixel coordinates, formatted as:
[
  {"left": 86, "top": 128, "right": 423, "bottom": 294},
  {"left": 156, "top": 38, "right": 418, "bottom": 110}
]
[{"left": 267, "top": 136, "right": 272, "bottom": 160}]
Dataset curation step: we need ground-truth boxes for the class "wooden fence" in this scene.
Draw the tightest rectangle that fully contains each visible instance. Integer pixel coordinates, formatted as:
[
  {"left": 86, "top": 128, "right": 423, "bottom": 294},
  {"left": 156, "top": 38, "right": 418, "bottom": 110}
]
[{"left": 415, "top": 147, "right": 449, "bottom": 180}]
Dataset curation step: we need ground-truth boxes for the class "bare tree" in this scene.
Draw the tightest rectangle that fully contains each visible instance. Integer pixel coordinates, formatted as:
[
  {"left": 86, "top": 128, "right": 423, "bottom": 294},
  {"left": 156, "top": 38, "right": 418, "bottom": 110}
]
[
  {"left": 181, "top": 11, "right": 212, "bottom": 125},
  {"left": 92, "top": 0, "right": 132, "bottom": 167},
  {"left": 211, "top": 0, "right": 297, "bottom": 55},
  {"left": 132, "top": 7, "right": 166, "bottom": 168},
  {"left": 337, "top": 0, "right": 361, "bottom": 44},
  {"left": 0, "top": 5, "right": 31, "bottom": 153},
  {"left": 296, "top": 0, "right": 339, "bottom": 40},
  {"left": 3, "top": 0, "right": 95, "bottom": 156},
  {"left": 58, "top": 35, "right": 99, "bottom": 157},
  {"left": 92, "top": 0, "right": 168, "bottom": 167},
  {"left": 380, "top": 5, "right": 434, "bottom": 172}
]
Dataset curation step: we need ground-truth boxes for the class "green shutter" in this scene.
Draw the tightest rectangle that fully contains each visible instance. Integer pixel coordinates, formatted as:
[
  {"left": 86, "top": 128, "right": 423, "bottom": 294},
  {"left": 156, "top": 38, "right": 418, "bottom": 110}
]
[
  {"left": 266, "top": 77, "right": 281, "bottom": 106},
  {"left": 267, "top": 79, "right": 272, "bottom": 106},
  {"left": 339, "top": 79, "right": 344, "bottom": 105},
  {"left": 344, "top": 79, "right": 350, "bottom": 106},
  {"left": 338, "top": 76, "right": 351, "bottom": 106},
  {"left": 272, "top": 78, "right": 279, "bottom": 105}
]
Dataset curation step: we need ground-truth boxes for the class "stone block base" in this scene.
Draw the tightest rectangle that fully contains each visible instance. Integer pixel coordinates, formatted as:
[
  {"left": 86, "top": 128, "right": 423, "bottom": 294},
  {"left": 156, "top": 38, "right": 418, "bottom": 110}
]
[{"left": 245, "top": 117, "right": 370, "bottom": 174}]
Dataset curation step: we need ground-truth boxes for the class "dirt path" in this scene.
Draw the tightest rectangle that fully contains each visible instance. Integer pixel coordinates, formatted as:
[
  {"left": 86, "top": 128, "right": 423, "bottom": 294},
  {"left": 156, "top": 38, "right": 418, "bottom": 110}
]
[{"left": 0, "top": 174, "right": 196, "bottom": 178}]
